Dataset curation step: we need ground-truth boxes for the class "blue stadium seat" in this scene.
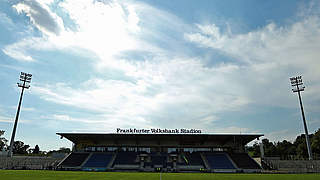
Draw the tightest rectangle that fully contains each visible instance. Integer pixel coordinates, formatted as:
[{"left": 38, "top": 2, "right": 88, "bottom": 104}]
[
  {"left": 204, "top": 152, "right": 236, "bottom": 169},
  {"left": 189, "top": 152, "right": 204, "bottom": 165},
  {"left": 151, "top": 154, "right": 167, "bottom": 166},
  {"left": 60, "top": 153, "right": 89, "bottom": 167},
  {"left": 113, "top": 152, "right": 139, "bottom": 165},
  {"left": 229, "top": 153, "right": 261, "bottom": 169},
  {"left": 83, "top": 153, "right": 113, "bottom": 168}
]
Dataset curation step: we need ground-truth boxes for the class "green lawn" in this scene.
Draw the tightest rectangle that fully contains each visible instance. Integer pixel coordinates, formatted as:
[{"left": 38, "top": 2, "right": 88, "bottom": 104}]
[{"left": 0, "top": 170, "right": 319, "bottom": 180}]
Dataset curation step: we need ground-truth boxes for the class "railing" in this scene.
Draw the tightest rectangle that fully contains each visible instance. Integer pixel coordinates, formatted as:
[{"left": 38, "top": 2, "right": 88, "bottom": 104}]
[
  {"left": 262, "top": 158, "right": 320, "bottom": 172},
  {"left": 0, "top": 156, "right": 62, "bottom": 170}
]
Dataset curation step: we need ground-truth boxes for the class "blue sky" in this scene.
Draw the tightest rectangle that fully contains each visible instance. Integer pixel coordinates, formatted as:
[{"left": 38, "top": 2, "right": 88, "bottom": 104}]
[{"left": 0, "top": 0, "right": 320, "bottom": 151}]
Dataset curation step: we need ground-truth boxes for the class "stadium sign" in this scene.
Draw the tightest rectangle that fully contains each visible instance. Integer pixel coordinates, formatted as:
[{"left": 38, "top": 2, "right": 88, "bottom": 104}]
[{"left": 116, "top": 128, "right": 202, "bottom": 134}]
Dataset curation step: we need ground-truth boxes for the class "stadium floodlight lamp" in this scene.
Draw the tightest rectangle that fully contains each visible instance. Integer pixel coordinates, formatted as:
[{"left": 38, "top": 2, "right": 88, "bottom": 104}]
[
  {"left": 18, "top": 72, "right": 32, "bottom": 88},
  {"left": 290, "top": 76, "right": 304, "bottom": 92},
  {"left": 289, "top": 75, "right": 312, "bottom": 160},
  {"left": 8, "top": 72, "right": 32, "bottom": 157}
]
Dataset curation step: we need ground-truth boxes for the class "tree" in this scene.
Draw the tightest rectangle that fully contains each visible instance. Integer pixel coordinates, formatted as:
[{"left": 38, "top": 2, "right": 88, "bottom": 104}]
[
  {"left": 47, "top": 147, "right": 71, "bottom": 156},
  {"left": 0, "top": 130, "right": 8, "bottom": 150},
  {"left": 58, "top": 147, "right": 71, "bottom": 153},
  {"left": 33, "top": 145, "right": 40, "bottom": 154},
  {"left": 246, "top": 129, "right": 320, "bottom": 159},
  {"left": 262, "top": 139, "right": 277, "bottom": 156},
  {"left": 311, "top": 128, "right": 320, "bottom": 155},
  {"left": 246, "top": 142, "right": 261, "bottom": 157},
  {"left": 12, "top": 141, "right": 30, "bottom": 154},
  {"left": 275, "top": 140, "right": 296, "bottom": 159},
  {"left": 294, "top": 134, "right": 308, "bottom": 158}
]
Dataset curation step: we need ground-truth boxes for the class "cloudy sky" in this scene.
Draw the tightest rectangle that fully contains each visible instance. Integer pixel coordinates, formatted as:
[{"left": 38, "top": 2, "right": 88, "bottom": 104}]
[{"left": 0, "top": 0, "right": 320, "bottom": 151}]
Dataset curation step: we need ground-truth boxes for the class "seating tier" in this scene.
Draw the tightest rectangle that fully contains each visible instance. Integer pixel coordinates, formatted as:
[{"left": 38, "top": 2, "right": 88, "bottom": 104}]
[
  {"left": 83, "top": 153, "right": 113, "bottom": 168},
  {"left": 229, "top": 153, "right": 261, "bottom": 169},
  {"left": 60, "top": 153, "right": 89, "bottom": 167},
  {"left": 113, "top": 152, "right": 138, "bottom": 165},
  {"left": 204, "top": 152, "right": 236, "bottom": 169}
]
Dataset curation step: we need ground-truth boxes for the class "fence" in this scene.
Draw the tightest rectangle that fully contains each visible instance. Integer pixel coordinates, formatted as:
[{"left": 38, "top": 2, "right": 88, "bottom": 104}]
[{"left": 0, "top": 156, "right": 62, "bottom": 170}]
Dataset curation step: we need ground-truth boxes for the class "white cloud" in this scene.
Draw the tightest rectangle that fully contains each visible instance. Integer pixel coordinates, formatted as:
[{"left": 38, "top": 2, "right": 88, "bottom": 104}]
[
  {"left": 9, "top": 106, "right": 35, "bottom": 112},
  {"left": 2, "top": 47, "right": 34, "bottom": 62},
  {"left": 2, "top": 36, "right": 56, "bottom": 62},
  {"left": 185, "top": 16, "right": 320, "bottom": 108},
  {"left": 13, "top": 0, "right": 64, "bottom": 36},
  {"left": 32, "top": 56, "right": 250, "bottom": 131},
  {"left": 264, "top": 130, "right": 299, "bottom": 143},
  {"left": 213, "top": 126, "right": 251, "bottom": 134},
  {"left": 0, "top": 115, "right": 31, "bottom": 124},
  {"left": 25, "top": 0, "right": 319, "bottom": 135},
  {"left": 42, "top": 113, "right": 151, "bottom": 133},
  {"left": 186, "top": 19, "right": 320, "bottom": 68},
  {"left": 3, "top": 0, "right": 320, "bottom": 140},
  {"left": 53, "top": 0, "right": 188, "bottom": 72},
  {"left": 0, "top": 115, "right": 12, "bottom": 123},
  {"left": 5, "top": 0, "right": 165, "bottom": 66}
]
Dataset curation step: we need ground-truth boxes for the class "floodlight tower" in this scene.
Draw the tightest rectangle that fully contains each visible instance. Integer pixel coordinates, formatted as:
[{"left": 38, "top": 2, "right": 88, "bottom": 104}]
[
  {"left": 8, "top": 72, "right": 32, "bottom": 157},
  {"left": 290, "top": 76, "right": 312, "bottom": 160}
]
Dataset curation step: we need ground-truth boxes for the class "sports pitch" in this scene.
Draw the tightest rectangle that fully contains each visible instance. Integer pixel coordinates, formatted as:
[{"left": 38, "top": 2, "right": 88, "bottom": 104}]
[{"left": 0, "top": 171, "right": 320, "bottom": 180}]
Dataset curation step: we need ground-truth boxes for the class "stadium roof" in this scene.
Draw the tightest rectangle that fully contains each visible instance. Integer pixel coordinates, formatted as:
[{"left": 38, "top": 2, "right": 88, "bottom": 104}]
[{"left": 57, "top": 133, "right": 263, "bottom": 148}]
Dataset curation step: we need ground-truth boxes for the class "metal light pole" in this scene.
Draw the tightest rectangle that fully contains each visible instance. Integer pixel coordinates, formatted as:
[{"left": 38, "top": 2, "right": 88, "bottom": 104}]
[
  {"left": 290, "top": 76, "right": 312, "bottom": 160},
  {"left": 8, "top": 72, "right": 32, "bottom": 157}
]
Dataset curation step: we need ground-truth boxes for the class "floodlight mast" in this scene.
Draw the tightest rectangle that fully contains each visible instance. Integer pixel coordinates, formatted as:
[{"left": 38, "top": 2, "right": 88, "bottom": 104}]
[
  {"left": 8, "top": 72, "right": 32, "bottom": 157},
  {"left": 290, "top": 76, "right": 312, "bottom": 160}
]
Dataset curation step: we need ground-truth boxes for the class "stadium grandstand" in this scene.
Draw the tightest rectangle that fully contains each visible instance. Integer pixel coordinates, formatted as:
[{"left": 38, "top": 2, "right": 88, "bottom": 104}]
[{"left": 56, "top": 132, "right": 263, "bottom": 172}]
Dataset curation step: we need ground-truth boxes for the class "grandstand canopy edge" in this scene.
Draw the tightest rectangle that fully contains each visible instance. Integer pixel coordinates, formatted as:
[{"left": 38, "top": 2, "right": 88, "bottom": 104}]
[{"left": 57, "top": 133, "right": 263, "bottom": 150}]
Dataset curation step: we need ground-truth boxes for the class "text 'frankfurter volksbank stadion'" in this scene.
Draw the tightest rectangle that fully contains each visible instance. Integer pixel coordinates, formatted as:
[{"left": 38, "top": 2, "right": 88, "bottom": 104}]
[{"left": 116, "top": 128, "right": 202, "bottom": 134}]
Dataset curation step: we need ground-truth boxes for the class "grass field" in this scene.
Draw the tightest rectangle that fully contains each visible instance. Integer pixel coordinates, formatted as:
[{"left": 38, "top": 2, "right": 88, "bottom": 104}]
[{"left": 0, "top": 170, "right": 320, "bottom": 180}]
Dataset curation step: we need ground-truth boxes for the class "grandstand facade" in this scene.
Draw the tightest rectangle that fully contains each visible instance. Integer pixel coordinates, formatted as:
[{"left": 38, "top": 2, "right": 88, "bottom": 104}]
[{"left": 56, "top": 133, "right": 263, "bottom": 172}]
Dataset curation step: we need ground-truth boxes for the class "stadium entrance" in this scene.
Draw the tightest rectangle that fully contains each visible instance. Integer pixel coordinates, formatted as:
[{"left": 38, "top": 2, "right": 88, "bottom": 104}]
[{"left": 56, "top": 133, "right": 263, "bottom": 172}]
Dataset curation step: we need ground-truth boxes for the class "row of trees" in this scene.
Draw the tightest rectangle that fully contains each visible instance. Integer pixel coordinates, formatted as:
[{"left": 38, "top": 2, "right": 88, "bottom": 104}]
[
  {"left": 247, "top": 128, "right": 320, "bottom": 159},
  {"left": 0, "top": 130, "right": 70, "bottom": 155}
]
